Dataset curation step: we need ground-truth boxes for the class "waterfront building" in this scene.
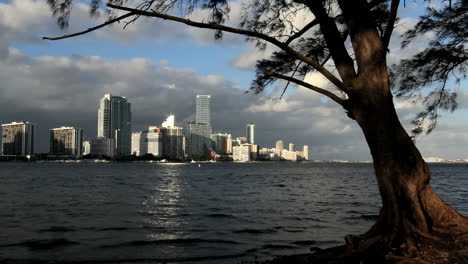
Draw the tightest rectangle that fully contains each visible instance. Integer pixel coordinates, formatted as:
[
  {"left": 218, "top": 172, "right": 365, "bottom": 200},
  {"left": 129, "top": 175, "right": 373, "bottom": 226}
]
[
  {"left": 186, "top": 122, "right": 211, "bottom": 157},
  {"left": 90, "top": 137, "right": 115, "bottom": 157},
  {"left": 234, "top": 136, "right": 248, "bottom": 146},
  {"left": 196, "top": 95, "right": 211, "bottom": 125},
  {"left": 97, "top": 94, "right": 132, "bottom": 156},
  {"left": 246, "top": 123, "right": 255, "bottom": 144},
  {"left": 288, "top": 143, "right": 294, "bottom": 152},
  {"left": 1, "top": 121, "right": 34, "bottom": 155},
  {"left": 83, "top": 141, "right": 91, "bottom": 155},
  {"left": 233, "top": 145, "right": 251, "bottom": 162},
  {"left": 281, "top": 149, "right": 297, "bottom": 161},
  {"left": 160, "top": 115, "right": 184, "bottom": 159},
  {"left": 259, "top": 148, "right": 281, "bottom": 161},
  {"left": 210, "top": 133, "right": 232, "bottom": 155},
  {"left": 132, "top": 127, "right": 162, "bottom": 157},
  {"left": 241, "top": 143, "right": 258, "bottom": 160},
  {"left": 303, "top": 145, "right": 309, "bottom": 160},
  {"left": 275, "top": 140, "right": 284, "bottom": 152},
  {"left": 49, "top": 127, "right": 83, "bottom": 157}
]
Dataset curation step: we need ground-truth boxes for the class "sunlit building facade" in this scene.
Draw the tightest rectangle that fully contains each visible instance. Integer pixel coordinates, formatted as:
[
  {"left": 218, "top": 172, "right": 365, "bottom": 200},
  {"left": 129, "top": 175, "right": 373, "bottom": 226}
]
[{"left": 97, "top": 94, "right": 132, "bottom": 156}]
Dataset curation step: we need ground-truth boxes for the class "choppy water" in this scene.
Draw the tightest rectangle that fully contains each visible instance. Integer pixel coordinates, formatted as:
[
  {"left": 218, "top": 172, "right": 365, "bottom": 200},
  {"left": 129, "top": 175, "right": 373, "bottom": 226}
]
[{"left": 0, "top": 162, "right": 466, "bottom": 263}]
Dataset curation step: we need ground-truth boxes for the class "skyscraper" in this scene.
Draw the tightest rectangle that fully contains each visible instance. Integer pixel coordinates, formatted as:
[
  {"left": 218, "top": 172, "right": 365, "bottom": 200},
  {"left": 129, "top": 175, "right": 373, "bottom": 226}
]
[
  {"left": 246, "top": 123, "right": 255, "bottom": 144},
  {"left": 289, "top": 143, "right": 294, "bottom": 152},
  {"left": 303, "top": 145, "right": 309, "bottom": 160},
  {"left": 160, "top": 115, "right": 184, "bottom": 159},
  {"left": 50, "top": 126, "right": 83, "bottom": 157},
  {"left": 196, "top": 95, "right": 211, "bottom": 125},
  {"left": 97, "top": 94, "right": 132, "bottom": 156},
  {"left": 187, "top": 95, "right": 212, "bottom": 158},
  {"left": 275, "top": 140, "right": 284, "bottom": 151},
  {"left": 131, "top": 127, "right": 162, "bottom": 157},
  {"left": 1, "top": 121, "right": 34, "bottom": 155},
  {"left": 186, "top": 122, "right": 211, "bottom": 157}
]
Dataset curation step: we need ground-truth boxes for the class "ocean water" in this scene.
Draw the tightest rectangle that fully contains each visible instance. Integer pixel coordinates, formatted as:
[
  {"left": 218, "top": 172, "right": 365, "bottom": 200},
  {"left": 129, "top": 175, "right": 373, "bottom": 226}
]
[{"left": 0, "top": 162, "right": 466, "bottom": 263}]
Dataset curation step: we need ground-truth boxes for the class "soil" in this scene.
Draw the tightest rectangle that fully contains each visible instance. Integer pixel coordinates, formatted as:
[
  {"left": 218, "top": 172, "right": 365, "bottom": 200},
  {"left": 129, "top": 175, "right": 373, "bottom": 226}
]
[{"left": 262, "top": 236, "right": 468, "bottom": 264}]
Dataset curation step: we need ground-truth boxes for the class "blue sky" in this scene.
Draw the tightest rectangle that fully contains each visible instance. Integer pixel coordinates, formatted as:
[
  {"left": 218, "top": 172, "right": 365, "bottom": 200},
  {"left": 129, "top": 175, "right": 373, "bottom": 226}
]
[{"left": 0, "top": 0, "right": 466, "bottom": 160}]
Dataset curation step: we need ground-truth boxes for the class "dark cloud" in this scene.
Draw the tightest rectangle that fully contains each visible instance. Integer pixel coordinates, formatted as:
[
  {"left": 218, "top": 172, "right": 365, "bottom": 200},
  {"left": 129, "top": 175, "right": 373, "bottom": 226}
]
[{"left": 0, "top": 0, "right": 467, "bottom": 161}]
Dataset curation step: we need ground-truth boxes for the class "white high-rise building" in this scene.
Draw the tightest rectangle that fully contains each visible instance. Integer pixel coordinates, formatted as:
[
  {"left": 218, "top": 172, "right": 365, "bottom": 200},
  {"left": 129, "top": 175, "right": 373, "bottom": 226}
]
[
  {"left": 275, "top": 140, "right": 284, "bottom": 152},
  {"left": 1, "top": 121, "right": 34, "bottom": 155},
  {"left": 97, "top": 94, "right": 132, "bottom": 156},
  {"left": 289, "top": 143, "right": 294, "bottom": 152},
  {"left": 246, "top": 123, "right": 255, "bottom": 144},
  {"left": 162, "top": 115, "right": 175, "bottom": 128},
  {"left": 303, "top": 145, "right": 309, "bottom": 160},
  {"left": 196, "top": 95, "right": 211, "bottom": 125},
  {"left": 233, "top": 145, "right": 251, "bottom": 162},
  {"left": 131, "top": 128, "right": 162, "bottom": 157},
  {"left": 49, "top": 126, "right": 83, "bottom": 157}
]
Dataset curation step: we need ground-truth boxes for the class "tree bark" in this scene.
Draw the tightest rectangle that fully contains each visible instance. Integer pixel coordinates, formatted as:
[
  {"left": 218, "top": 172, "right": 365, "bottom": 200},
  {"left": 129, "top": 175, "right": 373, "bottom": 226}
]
[{"left": 343, "top": 78, "right": 468, "bottom": 262}]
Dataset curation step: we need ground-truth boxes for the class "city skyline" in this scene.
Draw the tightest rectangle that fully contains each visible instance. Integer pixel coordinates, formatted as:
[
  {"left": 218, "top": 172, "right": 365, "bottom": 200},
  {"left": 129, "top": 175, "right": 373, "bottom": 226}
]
[{"left": 0, "top": 0, "right": 467, "bottom": 160}]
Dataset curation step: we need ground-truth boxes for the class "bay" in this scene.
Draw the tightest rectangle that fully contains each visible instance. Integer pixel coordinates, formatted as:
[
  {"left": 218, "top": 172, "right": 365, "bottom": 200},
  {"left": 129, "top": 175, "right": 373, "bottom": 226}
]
[{"left": 0, "top": 162, "right": 466, "bottom": 263}]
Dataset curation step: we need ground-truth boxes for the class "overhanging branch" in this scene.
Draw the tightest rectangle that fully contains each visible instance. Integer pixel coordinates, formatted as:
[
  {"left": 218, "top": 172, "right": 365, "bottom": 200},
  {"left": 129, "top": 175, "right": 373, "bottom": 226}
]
[
  {"left": 106, "top": 4, "right": 345, "bottom": 91},
  {"left": 265, "top": 71, "right": 346, "bottom": 106},
  {"left": 43, "top": 3, "right": 346, "bottom": 92},
  {"left": 43, "top": 12, "right": 136, "bottom": 40},
  {"left": 382, "top": 0, "right": 400, "bottom": 49},
  {"left": 284, "top": 19, "right": 319, "bottom": 45}
]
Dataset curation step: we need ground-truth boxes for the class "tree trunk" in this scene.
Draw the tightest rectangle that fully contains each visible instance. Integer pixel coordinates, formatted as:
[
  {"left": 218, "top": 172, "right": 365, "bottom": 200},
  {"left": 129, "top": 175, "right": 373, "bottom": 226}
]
[{"left": 343, "top": 80, "right": 468, "bottom": 262}]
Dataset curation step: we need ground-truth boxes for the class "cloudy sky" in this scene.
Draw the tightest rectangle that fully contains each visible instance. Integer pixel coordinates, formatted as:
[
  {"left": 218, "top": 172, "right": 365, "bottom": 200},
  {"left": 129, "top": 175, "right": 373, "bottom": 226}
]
[{"left": 0, "top": 0, "right": 466, "bottom": 160}]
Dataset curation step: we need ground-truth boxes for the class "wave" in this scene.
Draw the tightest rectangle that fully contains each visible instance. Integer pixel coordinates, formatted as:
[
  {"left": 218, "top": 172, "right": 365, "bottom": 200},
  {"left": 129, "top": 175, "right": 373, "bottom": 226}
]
[
  {"left": 232, "top": 228, "right": 277, "bottom": 234},
  {"left": 38, "top": 226, "right": 78, "bottom": 233},
  {"left": 0, "top": 238, "right": 78, "bottom": 250},
  {"left": 1, "top": 252, "right": 249, "bottom": 264},
  {"left": 100, "top": 238, "right": 242, "bottom": 248}
]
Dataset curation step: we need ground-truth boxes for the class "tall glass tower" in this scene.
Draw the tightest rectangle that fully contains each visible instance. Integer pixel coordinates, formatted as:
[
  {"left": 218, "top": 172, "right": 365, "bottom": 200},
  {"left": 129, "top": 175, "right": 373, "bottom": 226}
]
[
  {"left": 246, "top": 123, "right": 255, "bottom": 144},
  {"left": 98, "top": 94, "right": 132, "bottom": 156},
  {"left": 196, "top": 95, "right": 211, "bottom": 125}
]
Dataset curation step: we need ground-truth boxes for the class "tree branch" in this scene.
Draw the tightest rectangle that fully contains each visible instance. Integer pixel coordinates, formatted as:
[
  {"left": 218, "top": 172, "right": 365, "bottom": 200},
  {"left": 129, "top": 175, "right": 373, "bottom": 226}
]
[
  {"left": 382, "top": 0, "right": 400, "bottom": 49},
  {"left": 284, "top": 19, "right": 319, "bottom": 45},
  {"left": 43, "top": 12, "right": 136, "bottom": 40},
  {"left": 105, "top": 4, "right": 345, "bottom": 91},
  {"left": 307, "top": 2, "right": 356, "bottom": 82},
  {"left": 264, "top": 71, "right": 346, "bottom": 106}
]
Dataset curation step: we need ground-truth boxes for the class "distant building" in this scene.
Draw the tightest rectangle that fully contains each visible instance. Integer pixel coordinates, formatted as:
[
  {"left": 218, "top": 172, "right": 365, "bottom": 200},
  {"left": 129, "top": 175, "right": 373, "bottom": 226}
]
[
  {"left": 186, "top": 122, "right": 211, "bottom": 157},
  {"left": 83, "top": 141, "right": 91, "bottom": 155},
  {"left": 1, "top": 121, "right": 34, "bottom": 155},
  {"left": 259, "top": 148, "right": 281, "bottom": 161},
  {"left": 90, "top": 137, "right": 115, "bottom": 157},
  {"left": 132, "top": 128, "right": 162, "bottom": 157},
  {"left": 49, "top": 126, "right": 83, "bottom": 157},
  {"left": 281, "top": 149, "right": 297, "bottom": 161},
  {"left": 196, "top": 95, "right": 211, "bottom": 125},
  {"left": 160, "top": 115, "right": 184, "bottom": 159},
  {"left": 234, "top": 136, "right": 248, "bottom": 146},
  {"left": 233, "top": 145, "right": 251, "bottom": 162},
  {"left": 288, "top": 143, "right": 294, "bottom": 152},
  {"left": 275, "top": 140, "right": 284, "bottom": 152},
  {"left": 97, "top": 94, "right": 132, "bottom": 156},
  {"left": 303, "top": 145, "right": 309, "bottom": 160},
  {"left": 241, "top": 143, "right": 258, "bottom": 160},
  {"left": 211, "top": 133, "right": 232, "bottom": 155},
  {"left": 246, "top": 123, "right": 255, "bottom": 144}
]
